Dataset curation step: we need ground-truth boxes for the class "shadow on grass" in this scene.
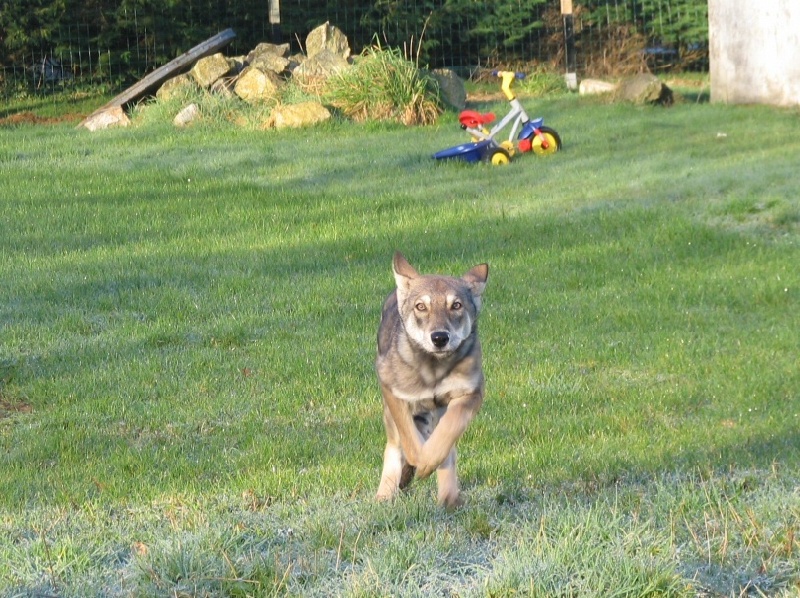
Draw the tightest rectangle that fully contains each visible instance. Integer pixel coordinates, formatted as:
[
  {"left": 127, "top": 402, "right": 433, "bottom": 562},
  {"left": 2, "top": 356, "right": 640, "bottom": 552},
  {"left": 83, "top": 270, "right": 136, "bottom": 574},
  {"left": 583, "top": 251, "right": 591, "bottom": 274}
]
[
  {"left": 3, "top": 171, "right": 798, "bottom": 507},
  {"left": 2, "top": 96, "right": 798, "bottom": 499}
]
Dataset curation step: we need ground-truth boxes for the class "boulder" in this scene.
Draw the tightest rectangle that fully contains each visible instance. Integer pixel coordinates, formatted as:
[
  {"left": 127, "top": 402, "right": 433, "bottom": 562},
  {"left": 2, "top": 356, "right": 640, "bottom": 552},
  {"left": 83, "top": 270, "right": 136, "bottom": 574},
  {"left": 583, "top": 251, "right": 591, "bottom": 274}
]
[
  {"left": 251, "top": 53, "right": 291, "bottom": 75},
  {"left": 247, "top": 42, "right": 291, "bottom": 75},
  {"left": 289, "top": 53, "right": 306, "bottom": 69},
  {"left": 247, "top": 42, "right": 290, "bottom": 62},
  {"left": 234, "top": 66, "right": 280, "bottom": 103},
  {"left": 173, "top": 103, "right": 200, "bottom": 127},
  {"left": 614, "top": 73, "right": 674, "bottom": 105},
  {"left": 306, "top": 22, "right": 350, "bottom": 60},
  {"left": 292, "top": 48, "right": 349, "bottom": 82},
  {"left": 156, "top": 74, "right": 198, "bottom": 101},
  {"left": 190, "top": 53, "right": 233, "bottom": 88},
  {"left": 430, "top": 68, "right": 466, "bottom": 109},
  {"left": 579, "top": 78, "right": 618, "bottom": 96},
  {"left": 265, "top": 101, "right": 332, "bottom": 129},
  {"left": 81, "top": 106, "right": 130, "bottom": 131},
  {"left": 227, "top": 55, "right": 247, "bottom": 75}
]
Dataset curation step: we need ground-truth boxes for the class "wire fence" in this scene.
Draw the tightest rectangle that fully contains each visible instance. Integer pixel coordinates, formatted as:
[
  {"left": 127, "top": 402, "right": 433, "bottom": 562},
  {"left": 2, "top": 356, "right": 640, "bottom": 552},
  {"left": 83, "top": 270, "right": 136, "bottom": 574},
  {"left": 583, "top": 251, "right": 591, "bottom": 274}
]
[{"left": 0, "top": 0, "right": 708, "bottom": 102}]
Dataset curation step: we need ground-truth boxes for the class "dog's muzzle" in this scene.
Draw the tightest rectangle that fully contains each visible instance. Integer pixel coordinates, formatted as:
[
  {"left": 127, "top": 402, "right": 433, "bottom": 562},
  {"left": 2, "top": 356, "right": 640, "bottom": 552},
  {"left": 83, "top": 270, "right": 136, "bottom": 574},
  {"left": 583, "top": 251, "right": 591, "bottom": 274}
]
[{"left": 430, "top": 331, "right": 450, "bottom": 349}]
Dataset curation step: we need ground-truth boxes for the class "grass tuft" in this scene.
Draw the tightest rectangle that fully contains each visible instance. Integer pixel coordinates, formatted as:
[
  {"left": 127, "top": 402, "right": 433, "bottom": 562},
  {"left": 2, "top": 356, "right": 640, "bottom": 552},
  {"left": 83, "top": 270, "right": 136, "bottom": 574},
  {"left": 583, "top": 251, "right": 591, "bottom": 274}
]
[
  {"left": 325, "top": 43, "right": 443, "bottom": 125},
  {"left": 518, "top": 65, "right": 570, "bottom": 97}
]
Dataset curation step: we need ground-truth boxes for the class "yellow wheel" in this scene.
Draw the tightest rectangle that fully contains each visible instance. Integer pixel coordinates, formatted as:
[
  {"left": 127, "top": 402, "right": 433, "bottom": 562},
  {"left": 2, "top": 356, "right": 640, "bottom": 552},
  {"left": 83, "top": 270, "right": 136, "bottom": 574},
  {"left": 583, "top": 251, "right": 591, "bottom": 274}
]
[
  {"left": 530, "top": 126, "right": 561, "bottom": 156},
  {"left": 485, "top": 147, "right": 511, "bottom": 165}
]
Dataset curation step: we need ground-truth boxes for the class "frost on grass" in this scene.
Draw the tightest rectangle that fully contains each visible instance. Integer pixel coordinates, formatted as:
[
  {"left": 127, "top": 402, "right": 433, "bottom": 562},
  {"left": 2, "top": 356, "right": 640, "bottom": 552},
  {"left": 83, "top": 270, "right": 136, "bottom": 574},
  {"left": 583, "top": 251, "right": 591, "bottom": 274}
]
[{"left": 1, "top": 472, "right": 799, "bottom": 597}]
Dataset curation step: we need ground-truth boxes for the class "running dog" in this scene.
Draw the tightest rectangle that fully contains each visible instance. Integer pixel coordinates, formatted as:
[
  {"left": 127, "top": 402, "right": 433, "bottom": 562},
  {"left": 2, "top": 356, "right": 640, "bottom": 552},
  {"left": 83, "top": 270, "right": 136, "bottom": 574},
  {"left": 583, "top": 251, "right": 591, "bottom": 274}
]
[{"left": 375, "top": 252, "right": 488, "bottom": 508}]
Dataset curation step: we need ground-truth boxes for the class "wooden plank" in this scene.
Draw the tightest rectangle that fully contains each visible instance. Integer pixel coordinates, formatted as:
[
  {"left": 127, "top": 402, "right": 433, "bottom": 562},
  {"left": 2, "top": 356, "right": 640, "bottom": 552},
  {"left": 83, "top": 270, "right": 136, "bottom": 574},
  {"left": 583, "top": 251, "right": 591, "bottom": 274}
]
[{"left": 78, "top": 28, "right": 236, "bottom": 128}]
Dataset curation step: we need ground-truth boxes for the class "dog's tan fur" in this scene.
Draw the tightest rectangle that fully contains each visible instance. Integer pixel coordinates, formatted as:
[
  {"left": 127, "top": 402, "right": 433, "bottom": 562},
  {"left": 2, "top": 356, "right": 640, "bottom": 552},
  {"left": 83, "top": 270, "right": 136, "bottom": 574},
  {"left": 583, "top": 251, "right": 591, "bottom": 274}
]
[{"left": 375, "top": 252, "right": 488, "bottom": 508}]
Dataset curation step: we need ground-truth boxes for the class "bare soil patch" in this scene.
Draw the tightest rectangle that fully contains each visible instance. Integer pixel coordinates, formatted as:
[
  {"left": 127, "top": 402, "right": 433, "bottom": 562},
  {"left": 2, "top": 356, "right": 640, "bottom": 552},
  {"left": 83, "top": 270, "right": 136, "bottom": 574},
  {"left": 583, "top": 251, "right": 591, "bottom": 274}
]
[
  {"left": 0, "top": 394, "right": 32, "bottom": 418},
  {"left": 0, "top": 111, "right": 85, "bottom": 127}
]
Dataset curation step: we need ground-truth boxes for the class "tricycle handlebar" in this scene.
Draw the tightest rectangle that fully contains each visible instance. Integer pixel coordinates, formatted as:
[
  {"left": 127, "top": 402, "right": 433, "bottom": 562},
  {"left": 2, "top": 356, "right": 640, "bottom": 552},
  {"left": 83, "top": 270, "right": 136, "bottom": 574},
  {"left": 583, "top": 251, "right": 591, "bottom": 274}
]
[
  {"left": 490, "top": 70, "right": 526, "bottom": 80},
  {"left": 490, "top": 70, "right": 526, "bottom": 101}
]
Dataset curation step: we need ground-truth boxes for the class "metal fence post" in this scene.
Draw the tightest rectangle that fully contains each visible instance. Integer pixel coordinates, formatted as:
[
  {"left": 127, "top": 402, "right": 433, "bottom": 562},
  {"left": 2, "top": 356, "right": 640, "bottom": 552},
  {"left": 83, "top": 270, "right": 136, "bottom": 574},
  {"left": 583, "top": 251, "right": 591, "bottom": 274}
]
[{"left": 561, "top": 0, "right": 577, "bottom": 90}]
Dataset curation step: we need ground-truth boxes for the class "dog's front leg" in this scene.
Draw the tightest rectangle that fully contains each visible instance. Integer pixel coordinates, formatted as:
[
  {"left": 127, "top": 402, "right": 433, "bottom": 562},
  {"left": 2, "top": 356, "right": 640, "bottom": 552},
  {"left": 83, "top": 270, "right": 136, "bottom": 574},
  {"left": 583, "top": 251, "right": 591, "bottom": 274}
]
[
  {"left": 376, "top": 441, "right": 407, "bottom": 501},
  {"left": 376, "top": 399, "right": 421, "bottom": 500},
  {"left": 436, "top": 447, "right": 463, "bottom": 509},
  {"left": 415, "top": 391, "right": 483, "bottom": 479},
  {"left": 379, "top": 383, "right": 424, "bottom": 466}
]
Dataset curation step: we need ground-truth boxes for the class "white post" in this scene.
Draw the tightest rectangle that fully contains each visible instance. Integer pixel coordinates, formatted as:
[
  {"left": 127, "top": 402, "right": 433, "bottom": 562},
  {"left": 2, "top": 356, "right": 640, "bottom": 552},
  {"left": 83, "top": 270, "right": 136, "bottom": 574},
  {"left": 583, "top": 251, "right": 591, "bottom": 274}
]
[
  {"left": 561, "top": 0, "right": 578, "bottom": 91},
  {"left": 269, "top": 0, "right": 280, "bottom": 24},
  {"left": 709, "top": 0, "right": 800, "bottom": 106}
]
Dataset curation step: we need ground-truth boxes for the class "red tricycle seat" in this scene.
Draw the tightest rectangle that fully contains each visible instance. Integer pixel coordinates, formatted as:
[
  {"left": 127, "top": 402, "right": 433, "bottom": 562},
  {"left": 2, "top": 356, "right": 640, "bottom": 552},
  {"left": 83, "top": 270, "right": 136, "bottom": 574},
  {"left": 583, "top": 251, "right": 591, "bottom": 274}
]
[{"left": 459, "top": 110, "right": 495, "bottom": 128}]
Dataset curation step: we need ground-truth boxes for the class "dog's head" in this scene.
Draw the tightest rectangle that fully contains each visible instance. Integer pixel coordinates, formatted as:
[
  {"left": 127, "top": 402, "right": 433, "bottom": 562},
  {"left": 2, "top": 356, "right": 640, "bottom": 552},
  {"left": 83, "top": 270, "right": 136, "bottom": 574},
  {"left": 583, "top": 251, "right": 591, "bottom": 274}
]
[{"left": 392, "top": 252, "right": 488, "bottom": 355}]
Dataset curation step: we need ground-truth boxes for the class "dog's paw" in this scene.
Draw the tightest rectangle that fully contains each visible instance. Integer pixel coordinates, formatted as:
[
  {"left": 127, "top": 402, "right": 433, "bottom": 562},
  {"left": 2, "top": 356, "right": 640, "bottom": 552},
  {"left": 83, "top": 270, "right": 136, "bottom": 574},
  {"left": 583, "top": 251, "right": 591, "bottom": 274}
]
[
  {"left": 438, "top": 490, "right": 464, "bottom": 511},
  {"left": 415, "top": 460, "right": 437, "bottom": 480},
  {"left": 376, "top": 475, "right": 401, "bottom": 502},
  {"left": 375, "top": 490, "right": 396, "bottom": 502},
  {"left": 416, "top": 445, "right": 448, "bottom": 479}
]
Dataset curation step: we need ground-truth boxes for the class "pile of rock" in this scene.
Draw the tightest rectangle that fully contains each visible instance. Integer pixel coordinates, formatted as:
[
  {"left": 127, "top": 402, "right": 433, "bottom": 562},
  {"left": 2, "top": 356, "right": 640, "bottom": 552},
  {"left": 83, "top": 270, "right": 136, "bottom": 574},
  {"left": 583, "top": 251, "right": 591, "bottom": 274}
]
[
  {"left": 153, "top": 22, "right": 351, "bottom": 129},
  {"left": 145, "top": 22, "right": 464, "bottom": 130}
]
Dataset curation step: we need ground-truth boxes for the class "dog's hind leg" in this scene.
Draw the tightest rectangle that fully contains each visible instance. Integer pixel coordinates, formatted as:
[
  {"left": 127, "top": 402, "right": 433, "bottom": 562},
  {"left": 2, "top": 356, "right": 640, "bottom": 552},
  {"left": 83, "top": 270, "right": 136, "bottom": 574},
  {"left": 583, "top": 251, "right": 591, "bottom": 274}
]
[{"left": 399, "top": 462, "right": 416, "bottom": 489}]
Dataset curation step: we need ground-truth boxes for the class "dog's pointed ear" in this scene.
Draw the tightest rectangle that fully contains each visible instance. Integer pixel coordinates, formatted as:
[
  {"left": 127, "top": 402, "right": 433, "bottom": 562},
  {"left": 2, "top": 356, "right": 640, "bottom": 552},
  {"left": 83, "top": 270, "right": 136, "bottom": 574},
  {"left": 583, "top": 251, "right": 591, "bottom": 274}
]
[
  {"left": 393, "top": 252, "right": 419, "bottom": 283},
  {"left": 393, "top": 252, "right": 418, "bottom": 304},
  {"left": 463, "top": 263, "right": 488, "bottom": 296}
]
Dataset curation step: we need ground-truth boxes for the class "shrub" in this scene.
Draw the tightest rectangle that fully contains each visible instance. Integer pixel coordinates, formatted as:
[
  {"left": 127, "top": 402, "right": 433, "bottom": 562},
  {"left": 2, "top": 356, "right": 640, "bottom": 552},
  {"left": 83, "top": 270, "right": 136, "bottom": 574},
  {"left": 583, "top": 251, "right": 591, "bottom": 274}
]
[
  {"left": 325, "top": 43, "right": 442, "bottom": 126},
  {"left": 519, "top": 65, "right": 569, "bottom": 97}
]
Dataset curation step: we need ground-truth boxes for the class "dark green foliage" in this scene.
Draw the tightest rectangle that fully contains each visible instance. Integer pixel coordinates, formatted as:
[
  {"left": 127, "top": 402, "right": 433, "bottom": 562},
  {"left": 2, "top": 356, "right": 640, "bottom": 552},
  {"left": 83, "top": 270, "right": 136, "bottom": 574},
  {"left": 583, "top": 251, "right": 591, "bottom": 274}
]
[
  {"left": 581, "top": 0, "right": 708, "bottom": 68},
  {"left": 0, "top": 0, "right": 67, "bottom": 63},
  {"left": 1, "top": 0, "right": 708, "bottom": 80}
]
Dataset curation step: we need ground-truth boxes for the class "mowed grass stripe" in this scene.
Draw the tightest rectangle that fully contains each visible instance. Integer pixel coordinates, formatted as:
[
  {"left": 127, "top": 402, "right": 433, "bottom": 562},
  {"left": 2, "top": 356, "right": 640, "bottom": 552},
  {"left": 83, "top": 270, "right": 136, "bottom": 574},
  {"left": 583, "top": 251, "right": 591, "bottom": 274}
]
[{"left": 0, "top": 91, "right": 799, "bottom": 595}]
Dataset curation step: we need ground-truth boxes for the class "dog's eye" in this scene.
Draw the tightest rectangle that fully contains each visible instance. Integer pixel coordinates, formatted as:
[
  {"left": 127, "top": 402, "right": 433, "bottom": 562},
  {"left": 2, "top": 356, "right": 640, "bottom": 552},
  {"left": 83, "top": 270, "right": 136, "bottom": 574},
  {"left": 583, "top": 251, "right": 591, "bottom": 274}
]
[
  {"left": 415, "top": 302, "right": 426, "bottom": 312},
  {"left": 451, "top": 301, "right": 462, "bottom": 310}
]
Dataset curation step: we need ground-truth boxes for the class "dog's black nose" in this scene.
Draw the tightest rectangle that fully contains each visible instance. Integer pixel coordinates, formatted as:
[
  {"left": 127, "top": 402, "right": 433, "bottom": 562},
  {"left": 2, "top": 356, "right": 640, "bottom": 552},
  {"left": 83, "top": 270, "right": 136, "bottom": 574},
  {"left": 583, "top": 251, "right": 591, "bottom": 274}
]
[{"left": 431, "top": 331, "right": 450, "bottom": 348}]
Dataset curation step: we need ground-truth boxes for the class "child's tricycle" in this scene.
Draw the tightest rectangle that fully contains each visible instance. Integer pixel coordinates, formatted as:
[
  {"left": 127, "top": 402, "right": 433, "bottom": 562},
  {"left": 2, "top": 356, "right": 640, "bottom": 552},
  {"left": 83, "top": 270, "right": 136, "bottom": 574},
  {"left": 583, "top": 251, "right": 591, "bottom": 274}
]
[{"left": 433, "top": 70, "right": 562, "bottom": 165}]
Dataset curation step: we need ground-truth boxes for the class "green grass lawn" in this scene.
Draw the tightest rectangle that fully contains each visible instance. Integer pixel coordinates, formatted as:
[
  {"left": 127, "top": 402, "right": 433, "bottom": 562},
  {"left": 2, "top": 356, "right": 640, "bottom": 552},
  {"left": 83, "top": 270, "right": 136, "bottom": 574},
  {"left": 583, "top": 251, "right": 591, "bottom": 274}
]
[{"left": 1, "top": 91, "right": 799, "bottom": 596}]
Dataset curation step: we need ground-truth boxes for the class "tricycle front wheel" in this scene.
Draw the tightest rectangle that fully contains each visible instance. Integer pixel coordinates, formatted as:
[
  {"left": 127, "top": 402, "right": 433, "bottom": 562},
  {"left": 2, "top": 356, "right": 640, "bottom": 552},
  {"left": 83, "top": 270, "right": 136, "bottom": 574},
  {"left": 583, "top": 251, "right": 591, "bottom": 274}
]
[
  {"left": 530, "top": 126, "right": 561, "bottom": 156},
  {"left": 484, "top": 146, "right": 511, "bottom": 166}
]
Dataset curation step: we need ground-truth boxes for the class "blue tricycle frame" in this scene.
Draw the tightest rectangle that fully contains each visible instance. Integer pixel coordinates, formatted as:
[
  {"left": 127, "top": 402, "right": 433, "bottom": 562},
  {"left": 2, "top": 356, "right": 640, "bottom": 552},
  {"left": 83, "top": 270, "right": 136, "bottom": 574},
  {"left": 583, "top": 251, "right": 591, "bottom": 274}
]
[{"left": 433, "top": 71, "right": 562, "bottom": 165}]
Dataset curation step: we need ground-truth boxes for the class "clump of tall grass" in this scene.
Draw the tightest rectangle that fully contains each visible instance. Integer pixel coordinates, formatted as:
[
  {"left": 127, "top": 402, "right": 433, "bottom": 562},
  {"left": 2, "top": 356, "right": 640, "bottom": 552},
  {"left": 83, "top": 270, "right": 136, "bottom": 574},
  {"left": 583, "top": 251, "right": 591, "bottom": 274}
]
[
  {"left": 325, "top": 44, "right": 443, "bottom": 126},
  {"left": 518, "top": 65, "right": 569, "bottom": 97}
]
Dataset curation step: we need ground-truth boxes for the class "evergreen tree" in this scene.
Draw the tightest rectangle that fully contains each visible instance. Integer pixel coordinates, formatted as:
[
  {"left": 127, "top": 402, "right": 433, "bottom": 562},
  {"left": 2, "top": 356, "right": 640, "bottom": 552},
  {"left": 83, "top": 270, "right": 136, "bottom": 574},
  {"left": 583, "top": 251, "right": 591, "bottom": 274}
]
[
  {"left": 583, "top": 0, "right": 707, "bottom": 48},
  {"left": 0, "top": 0, "right": 67, "bottom": 64},
  {"left": 1, "top": 0, "right": 709, "bottom": 76}
]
